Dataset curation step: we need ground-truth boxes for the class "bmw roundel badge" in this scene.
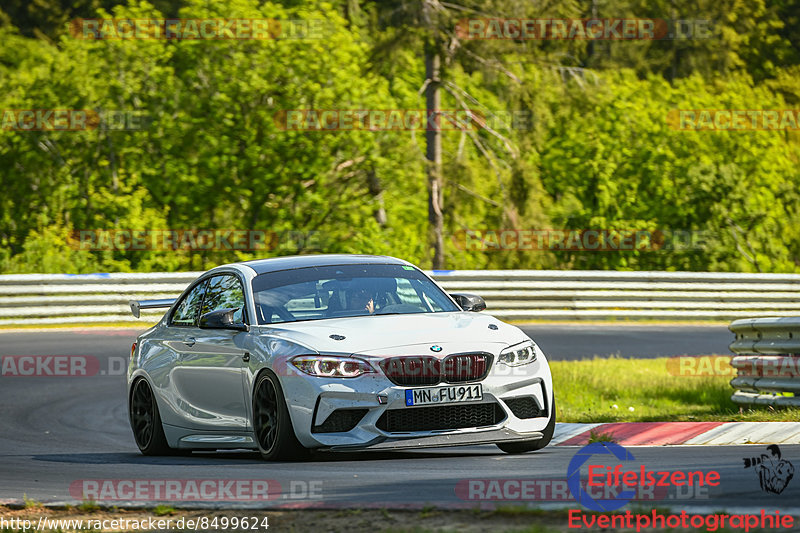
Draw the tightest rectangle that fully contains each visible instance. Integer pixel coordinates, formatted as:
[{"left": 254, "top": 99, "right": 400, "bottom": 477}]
[{"left": 430, "top": 345, "right": 443, "bottom": 352}]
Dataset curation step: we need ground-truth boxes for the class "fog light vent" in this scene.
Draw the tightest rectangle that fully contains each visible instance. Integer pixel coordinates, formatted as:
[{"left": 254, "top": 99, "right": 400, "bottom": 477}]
[
  {"left": 312, "top": 408, "right": 368, "bottom": 433},
  {"left": 503, "top": 396, "right": 545, "bottom": 419}
]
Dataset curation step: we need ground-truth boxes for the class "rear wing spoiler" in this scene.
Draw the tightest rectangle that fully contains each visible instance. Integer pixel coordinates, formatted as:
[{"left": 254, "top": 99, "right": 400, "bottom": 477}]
[{"left": 129, "top": 299, "right": 175, "bottom": 318}]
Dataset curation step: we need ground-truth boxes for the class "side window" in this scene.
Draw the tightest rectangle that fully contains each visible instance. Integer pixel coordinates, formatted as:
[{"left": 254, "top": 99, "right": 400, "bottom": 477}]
[
  {"left": 395, "top": 278, "right": 419, "bottom": 305},
  {"left": 170, "top": 280, "right": 208, "bottom": 326},
  {"left": 201, "top": 274, "right": 246, "bottom": 323},
  {"left": 421, "top": 291, "right": 446, "bottom": 312}
]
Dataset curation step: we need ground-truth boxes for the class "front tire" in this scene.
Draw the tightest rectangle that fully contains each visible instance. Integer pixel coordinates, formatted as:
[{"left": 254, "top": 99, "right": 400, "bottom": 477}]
[
  {"left": 497, "top": 398, "right": 556, "bottom": 454},
  {"left": 252, "top": 371, "right": 307, "bottom": 461},
  {"left": 129, "top": 378, "right": 172, "bottom": 455}
]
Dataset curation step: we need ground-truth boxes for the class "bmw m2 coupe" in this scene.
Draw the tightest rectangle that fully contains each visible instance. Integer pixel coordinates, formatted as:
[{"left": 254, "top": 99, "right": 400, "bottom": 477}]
[{"left": 127, "top": 255, "right": 555, "bottom": 460}]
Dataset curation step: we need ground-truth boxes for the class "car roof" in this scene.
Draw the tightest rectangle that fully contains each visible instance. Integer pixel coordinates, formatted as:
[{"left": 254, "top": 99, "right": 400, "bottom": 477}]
[{"left": 238, "top": 254, "right": 411, "bottom": 275}]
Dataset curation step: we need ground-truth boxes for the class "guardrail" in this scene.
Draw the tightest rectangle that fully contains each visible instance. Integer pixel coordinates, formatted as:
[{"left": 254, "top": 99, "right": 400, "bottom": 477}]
[
  {"left": 2, "top": 269, "right": 800, "bottom": 326},
  {"left": 729, "top": 317, "right": 800, "bottom": 407},
  {"left": 0, "top": 272, "right": 201, "bottom": 325}
]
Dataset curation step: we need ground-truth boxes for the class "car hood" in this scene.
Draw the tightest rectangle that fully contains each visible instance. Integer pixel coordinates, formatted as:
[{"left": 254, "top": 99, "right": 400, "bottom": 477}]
[{"left": 252, "top": 312, "right": 529, "bottom": 356}]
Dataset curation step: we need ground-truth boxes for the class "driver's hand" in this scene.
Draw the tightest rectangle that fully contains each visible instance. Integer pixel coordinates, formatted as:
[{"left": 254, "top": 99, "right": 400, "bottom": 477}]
[{"left": 365, "top": 298, "right": 375, "bottom": 314}]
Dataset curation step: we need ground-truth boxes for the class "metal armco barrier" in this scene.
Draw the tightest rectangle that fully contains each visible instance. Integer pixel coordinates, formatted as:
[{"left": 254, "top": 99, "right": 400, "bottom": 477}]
[
  {"left": 0, "top": 272, "right": 200, "bottom": 325},
  {"left": 2, "top": 269, "right": 800, "bottom": 326},
  {"left": 729, "top": 317, "right": 800, "bottom": 407}
]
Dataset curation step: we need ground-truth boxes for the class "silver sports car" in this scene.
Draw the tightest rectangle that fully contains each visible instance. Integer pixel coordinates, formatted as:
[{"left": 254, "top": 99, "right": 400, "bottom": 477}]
[{"left": 127, "top": 254, "right": 555, "bottom": 460}]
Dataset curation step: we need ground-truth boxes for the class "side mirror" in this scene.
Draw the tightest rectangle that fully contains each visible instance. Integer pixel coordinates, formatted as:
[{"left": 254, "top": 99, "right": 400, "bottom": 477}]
[
  {"left": 450, "top": 293, "right": 487, "bottom": 312},
  {"left": 199, "top": 308, "right": 248, "bottom": 331}
]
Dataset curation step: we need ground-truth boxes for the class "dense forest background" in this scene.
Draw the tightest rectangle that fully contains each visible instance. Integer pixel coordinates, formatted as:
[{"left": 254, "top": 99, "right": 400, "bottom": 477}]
[{"left": 2, "top": 0, "right": 800, "bottom": 273}]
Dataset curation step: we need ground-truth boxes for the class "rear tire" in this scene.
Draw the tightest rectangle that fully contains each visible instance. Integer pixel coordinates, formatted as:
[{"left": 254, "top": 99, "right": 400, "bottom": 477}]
[
  {"left": 252, "top": 371, "right": 307, "bottom": 461},
  {"left": 129, "top": 378, "right": 172, "bottom": 455},
  {"left": 497, "top": 398, "right": 556, "bottom": 454}
]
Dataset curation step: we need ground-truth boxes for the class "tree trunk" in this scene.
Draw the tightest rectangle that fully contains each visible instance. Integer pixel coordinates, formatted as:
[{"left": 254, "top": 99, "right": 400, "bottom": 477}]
[
  {"left": 367, "top": 168, "right": 387, "bottom": 225},
  {"left": 425, "top": 45, "right": 445, "bottom": 269}
]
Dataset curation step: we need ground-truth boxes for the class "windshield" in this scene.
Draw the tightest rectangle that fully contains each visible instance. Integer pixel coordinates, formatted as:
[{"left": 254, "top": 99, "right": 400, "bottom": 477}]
[{"left": 251, "top": 263, "right": 460, "bottom": 325}]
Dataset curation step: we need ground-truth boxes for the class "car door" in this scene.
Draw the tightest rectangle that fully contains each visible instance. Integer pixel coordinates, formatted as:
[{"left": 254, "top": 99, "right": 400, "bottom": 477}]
[
  {"left": 172, "top": 273, "right": 250, "bottom": 431},
  {"left": 153, "top": 277, "right": 209, "bottom": 429}
]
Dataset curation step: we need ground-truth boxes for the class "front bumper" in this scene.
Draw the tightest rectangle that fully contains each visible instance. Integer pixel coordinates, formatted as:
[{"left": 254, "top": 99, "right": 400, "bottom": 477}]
[
  {"left": 325, "top": 427, "right": 545, "bottom": 451},
  {"left": 278, "top": 352, "right": 554, "bottom": 450}
]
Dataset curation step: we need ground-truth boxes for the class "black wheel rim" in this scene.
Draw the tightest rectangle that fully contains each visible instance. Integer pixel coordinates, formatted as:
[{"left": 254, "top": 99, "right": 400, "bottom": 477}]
[
  {"left": 254, "top": 377, "right": 279, "bottom": 454},
  {"left": 131, "top": 380, "right": 154, "bottom": 448}
]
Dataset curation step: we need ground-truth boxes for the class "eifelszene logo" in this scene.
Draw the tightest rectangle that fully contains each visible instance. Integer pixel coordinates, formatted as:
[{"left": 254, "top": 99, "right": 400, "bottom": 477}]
[
  {"left": 744, "top": 445, "right": 795, "bottom": 494},
  {"left": 567, "top": 442, "right": 721, "bottom": 511},
  {"left": 568, "top": 441, "right": 637, "bottom": 511}
]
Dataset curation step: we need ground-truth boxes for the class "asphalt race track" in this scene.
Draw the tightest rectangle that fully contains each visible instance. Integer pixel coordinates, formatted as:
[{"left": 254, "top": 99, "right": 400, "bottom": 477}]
[
  {"left": 521, "top": 324, "right": 732, "bottom": 360},
  {"left": 3, "top": 326, "right": 796, "bottom": 515},
  {"left": 0, "top": 323, "right": 733, "bottom": 364}
]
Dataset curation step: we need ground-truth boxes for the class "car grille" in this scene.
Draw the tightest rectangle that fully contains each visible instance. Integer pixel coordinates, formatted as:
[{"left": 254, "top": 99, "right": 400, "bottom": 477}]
[
  {"left": 379, "top": 354, "right": 492, "bottom": 386},
  {"left": 312, "top": 408, "right": 368, "bottom": 433},
  {"left": 380, "top": 357, "right": 440, "bottom": 386},
  {"left": 503, "top": 396, "right": 545, "bottom": 419},
  {"left": 376, "top": 402, "right": 505, "bottom": 433},
  {"left": 443, "top": 353, "right": 491, "bottom": 383}
]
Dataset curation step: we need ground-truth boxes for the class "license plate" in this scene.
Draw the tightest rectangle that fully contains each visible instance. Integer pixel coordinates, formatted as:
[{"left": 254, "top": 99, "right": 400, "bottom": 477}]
[{"left": 405, "top": 384, "right": 483, "bottom": 407}]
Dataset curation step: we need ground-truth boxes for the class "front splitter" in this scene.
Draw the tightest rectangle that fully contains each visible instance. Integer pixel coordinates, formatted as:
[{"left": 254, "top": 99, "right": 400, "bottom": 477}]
[{"left": 324, "top": 427, "right": 544, "bottom": 451}]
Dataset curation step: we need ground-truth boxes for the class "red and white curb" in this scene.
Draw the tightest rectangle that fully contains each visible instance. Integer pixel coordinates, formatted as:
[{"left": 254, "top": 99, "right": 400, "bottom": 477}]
[{"left": 552, "top": 422, "right": 800, "bottom": 446}]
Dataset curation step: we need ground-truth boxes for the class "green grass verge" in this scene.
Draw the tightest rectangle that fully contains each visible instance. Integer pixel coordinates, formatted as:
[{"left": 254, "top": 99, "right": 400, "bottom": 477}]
[
  {"left": 552, "top": 356, "right": 800, "bottom": 423},
  {"left": 506, "top": 319, "right": 730, "bottom": 326}
]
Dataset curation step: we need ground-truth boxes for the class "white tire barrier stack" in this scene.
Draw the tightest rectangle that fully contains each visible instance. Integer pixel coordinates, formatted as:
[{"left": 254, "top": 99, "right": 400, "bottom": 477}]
[{"left": 729, "top": 317, "right": 800, "bottom": 407}]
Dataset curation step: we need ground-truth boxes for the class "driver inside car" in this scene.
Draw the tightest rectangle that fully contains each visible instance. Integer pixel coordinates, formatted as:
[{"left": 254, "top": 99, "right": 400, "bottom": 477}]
[{"left": 349, "top": 288, "right": 376, "bottom": 314}]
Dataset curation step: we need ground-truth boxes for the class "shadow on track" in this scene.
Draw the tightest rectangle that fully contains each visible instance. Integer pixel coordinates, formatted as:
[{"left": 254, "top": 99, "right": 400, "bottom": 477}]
[
  {"left": 32, "top": 446, "right": 527, "bottom": 466},
  {"left": 32, "top": 452, "right": 263, "bottom": 466}
]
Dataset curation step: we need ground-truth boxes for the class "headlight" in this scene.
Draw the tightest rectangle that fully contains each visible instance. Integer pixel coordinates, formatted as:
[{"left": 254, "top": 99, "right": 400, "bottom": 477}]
[
  {"left": 291, "top": 356, "right": 374, "bottom": 378},
  {"left": 498, "top": 341, "right": 537, "bottom": 366}
]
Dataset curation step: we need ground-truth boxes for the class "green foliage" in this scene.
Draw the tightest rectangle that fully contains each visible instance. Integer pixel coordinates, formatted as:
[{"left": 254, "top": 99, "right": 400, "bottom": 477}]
[
  {"left": 587, "top": 429, "right": 618, "bottom": 444},
  {"left": 539, "top": 70, "right": 800, "bottom": 272},
  {"left": 76, "top": 499, "right": 101, "bottom": 512},
  {"left": 22, "top": 494, "right": 42, "bottom": 509},
  {"left": 1, "top": 0, "right": 800, "bottom": 273},
  {"left": 0, "top": 226, "right": 125, "bottom": 274},
  {"left": 152, "top": 504, "right": 176, "bottom": 516}
]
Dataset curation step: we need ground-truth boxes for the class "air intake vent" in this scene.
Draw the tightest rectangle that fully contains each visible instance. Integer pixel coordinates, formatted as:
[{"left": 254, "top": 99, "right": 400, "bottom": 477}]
[
  {"left": 312, "top": 408, "right": 368, "bottom": 433},
  {"left": 376, "top": 403, "right": 505, "bottom": 433},
  {"left": 503, "top": 396, "right": 545, "bottom": 419}
]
